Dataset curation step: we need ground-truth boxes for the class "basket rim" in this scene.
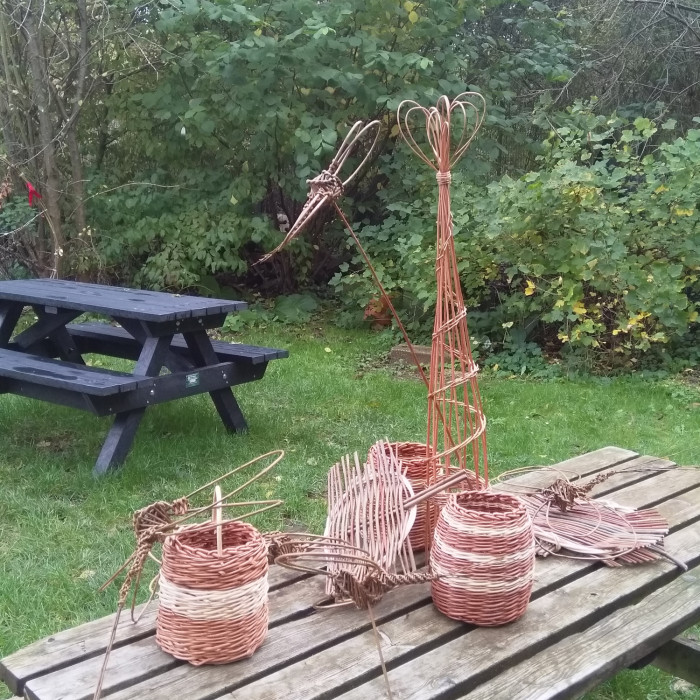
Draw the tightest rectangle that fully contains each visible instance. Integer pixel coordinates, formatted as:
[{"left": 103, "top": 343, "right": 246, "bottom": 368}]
[
  {"left": 167, "top": 519, "right": 264, "bottom": 554},
  {"left": 448, "top": 490, "right": 526, "bottom": 517}
]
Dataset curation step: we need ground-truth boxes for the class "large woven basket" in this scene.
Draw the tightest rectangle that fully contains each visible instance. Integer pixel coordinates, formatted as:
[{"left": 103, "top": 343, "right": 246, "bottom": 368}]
[
  {"left": 156, "top": 520, "right": 269, "bottom": 665},
  {"left": 430, "top": 491, "right": 535, "bottom": 626}
]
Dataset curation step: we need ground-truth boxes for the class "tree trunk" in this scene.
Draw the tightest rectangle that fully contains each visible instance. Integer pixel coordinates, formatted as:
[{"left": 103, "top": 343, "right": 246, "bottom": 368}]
[
  {"left": 20, "top": 2, "right": 65, "bottom": 277},
  {"left": 66, "top": 130, "right": 87, "bottom": 236},
  {"left": 65, "top": 0, "right": 89, "bottom": 237}
]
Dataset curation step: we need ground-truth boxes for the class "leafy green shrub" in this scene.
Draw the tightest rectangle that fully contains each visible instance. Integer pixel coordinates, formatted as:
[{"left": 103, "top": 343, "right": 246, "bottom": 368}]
[
  {"left": 333, "top": 104, "right": 700, "bottom": 370},
  {"left": 490, "top": 108, "right": 700, "bottom": 364},
  {"left": 90, "top": 174, "right": 280, "bottom": 290},
  {"left": 221, "top": 292, "right": 320, "bottom": 333},
  {"left": 0, "top": 197, "right": 40, "bottom": 279},
  {"left": 89, "top": 0, "right": 582, "bottom": 293}
]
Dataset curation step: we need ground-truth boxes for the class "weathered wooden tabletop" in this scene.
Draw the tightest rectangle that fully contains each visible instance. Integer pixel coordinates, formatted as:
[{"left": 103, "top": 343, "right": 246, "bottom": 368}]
[{"left": 3, "top": 446, "right": 700, "bottom": 700}]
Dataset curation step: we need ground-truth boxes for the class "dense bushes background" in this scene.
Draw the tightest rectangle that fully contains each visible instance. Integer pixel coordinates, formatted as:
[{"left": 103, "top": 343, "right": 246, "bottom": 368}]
[
  {"left": 336, "top": 104, "right": 700, "bottom": 370},
  {"left": 1, "top": 0, "right": 699, "bottom": 370}
]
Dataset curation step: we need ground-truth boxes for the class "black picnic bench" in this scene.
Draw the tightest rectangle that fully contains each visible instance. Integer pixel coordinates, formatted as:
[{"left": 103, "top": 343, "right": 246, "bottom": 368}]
[{"left": 0, "top": 279, "right": 288, "bottom": 475}]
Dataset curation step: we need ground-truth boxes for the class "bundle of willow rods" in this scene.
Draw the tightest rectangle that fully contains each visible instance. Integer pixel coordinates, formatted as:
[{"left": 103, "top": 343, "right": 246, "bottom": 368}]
[
  {"left": 520, "top": 493, "right": 669, "bottom": 565},
  {"left": 430, "top": 491, "right": 535, "bottom": 626},
  {"left": 156, "top": 519, "right": 269, "bottom": 665}
]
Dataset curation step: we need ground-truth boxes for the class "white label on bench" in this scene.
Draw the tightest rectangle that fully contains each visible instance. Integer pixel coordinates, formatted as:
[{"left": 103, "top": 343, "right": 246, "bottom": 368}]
[
  {"left": 186, "top": 372, "right": 200, "bottom": 388},
  {"left": 45, "top": 305, "right": 58, "bottom": 314}
]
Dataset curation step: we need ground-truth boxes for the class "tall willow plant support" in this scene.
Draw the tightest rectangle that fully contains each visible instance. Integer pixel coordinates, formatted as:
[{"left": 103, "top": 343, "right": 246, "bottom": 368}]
[{"left": 397, "top": 94, "right": 489, "bottom": 546}]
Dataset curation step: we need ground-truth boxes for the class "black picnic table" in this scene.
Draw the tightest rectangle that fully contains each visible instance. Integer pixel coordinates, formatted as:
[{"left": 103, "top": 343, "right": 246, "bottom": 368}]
[{"left": 0, "top": 279, "right": 288, "bottom": 475}]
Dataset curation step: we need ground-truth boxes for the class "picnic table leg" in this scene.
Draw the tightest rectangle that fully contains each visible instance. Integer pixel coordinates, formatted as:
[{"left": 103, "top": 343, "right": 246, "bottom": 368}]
[
  {"left": 13, "top": 308, "right": 82, "bottom": 350},
  {"left": 0, "top": 302, "right": 22, "bottom": 347},
  {"left": 183, "top": 330, "right": 248, "bottom": 432},
  {"left": 94, "top": 409, "right": 146, "bottom": 475},
  {"left": 93, "top": 335, "right": 174, "bottom": 475},
  {"left": 45, "top": 325, "right": 86, "bottom": 364},
  {"left": 116, "top": 317, "right": 194, "bottom": 373}
]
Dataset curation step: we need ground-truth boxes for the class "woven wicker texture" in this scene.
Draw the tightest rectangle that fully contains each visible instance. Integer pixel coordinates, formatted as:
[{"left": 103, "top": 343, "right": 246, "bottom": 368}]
[
  {"left": 275, "top": 535, "right": 432, "bottom": 609},
  {"left": 430, "top": 491, "right": 535, "bottom": 626},
  {"left": 156, "top": 520, "right": 269, "bottom": 665},
  {"left": 368, "top": 441, "right": 429, "bottom": 551},
  {"left": 367, "top": 440, "right": 483, "bottom": 551},
  {"left": 396, "top": 94, "right": 490, "bottom": 548},
  {"left": 323, "top": 442, "right": 417, "bottom": 602}
]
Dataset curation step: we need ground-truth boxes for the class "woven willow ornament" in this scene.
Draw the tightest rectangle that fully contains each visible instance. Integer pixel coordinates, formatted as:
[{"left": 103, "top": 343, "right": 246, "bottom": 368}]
[
  {"left": 397, "top": 93, "right": 489, "bottom": 547},
  {"left": 93, "top": 451, "right": 284, "bottom": 700},
  {"left": 156, "top": 507, "right": 269, "bottom": 665},
  {"left": 258, "top": 120, "right": 433, "bottom": 387},
  {"left": 323, "top": 441, "right": 417, "bottom": 603}
]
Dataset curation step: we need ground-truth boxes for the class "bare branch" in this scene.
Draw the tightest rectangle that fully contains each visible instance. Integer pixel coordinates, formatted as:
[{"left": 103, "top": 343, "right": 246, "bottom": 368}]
[{"left": 627, "top": 0, "right": 700, "bottom": 14}]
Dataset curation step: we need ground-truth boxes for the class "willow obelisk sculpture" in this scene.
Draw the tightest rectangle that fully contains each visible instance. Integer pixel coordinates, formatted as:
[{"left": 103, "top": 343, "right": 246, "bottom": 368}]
[{"left": 397, "top": 93, "right": 489, "bottom": 545}]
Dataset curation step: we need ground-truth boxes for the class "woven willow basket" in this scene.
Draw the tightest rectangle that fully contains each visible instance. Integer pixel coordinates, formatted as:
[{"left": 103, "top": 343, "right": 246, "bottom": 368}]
[
  {"left": 156, "top": 520, "right": 269, "bottom": 665},
  {"left": 368, "top": 441, "right": 431, "bottom": 551},
  {"left": 430, "top": 491, "right": 535, "bottom": 626}
]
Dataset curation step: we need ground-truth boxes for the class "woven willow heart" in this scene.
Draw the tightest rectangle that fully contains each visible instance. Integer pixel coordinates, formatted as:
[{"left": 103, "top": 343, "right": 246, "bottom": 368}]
[{"left": 396, "top": 92, "right": 486, "bottom": 172}]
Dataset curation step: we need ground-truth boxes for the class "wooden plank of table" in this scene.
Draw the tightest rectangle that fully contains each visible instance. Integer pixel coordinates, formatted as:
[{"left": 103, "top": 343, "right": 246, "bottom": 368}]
[
  {"left": 0, "top": 280, "right": 246, "bottom": 322},
  {"left": 67, "top": 323, "right": 290, "bottom": 364},
  {"left": 333, "top": 489, "right": 700, "bottom": 700},
  {"left": 463, "top": 571, "right": 700, "bottom": 700},
  {"left": 497, "top": 446, "right": 638, "bottom": 487},
  {"left": 0, "top": 349, "right": 143, "bottom": 395},
  {"left": 591, "top": 465, "right": 700, "bottom": 509},
  {"left": 66, "top": 466, "right": 699, "bottom": 700},
  {"left": 204, "top": 472, "right": 700, "bottom": 700},
  {"left": 0, "top": 564, "right": 309, "bottom": 696},
  {"left": 112, "top": 587, "right": 436, "bottom": 700},
  {"left": 23, "top": 576, "right": 330, "bottom": 700},
  {"left": 495, "top": 454, "right": 675, "bottom": 502}
]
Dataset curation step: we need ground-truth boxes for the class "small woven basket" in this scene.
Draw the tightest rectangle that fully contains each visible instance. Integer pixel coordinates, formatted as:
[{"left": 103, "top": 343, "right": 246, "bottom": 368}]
[
  {"left": 430, "top": 490, "right": 535, "bottom": 626},
  {"left": 156, "top": 519, "right": 269, "bottom": 665}
]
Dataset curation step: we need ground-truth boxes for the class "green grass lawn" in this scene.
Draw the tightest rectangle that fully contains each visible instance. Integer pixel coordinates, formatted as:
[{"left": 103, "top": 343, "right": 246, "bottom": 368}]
[{"left": 1, "top": 321, "right": 700, "bottom": 699}]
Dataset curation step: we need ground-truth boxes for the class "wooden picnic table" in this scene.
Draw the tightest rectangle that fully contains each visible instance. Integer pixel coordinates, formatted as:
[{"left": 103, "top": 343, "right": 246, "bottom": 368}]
[
  {"left": 0, "top": 279, "right": 288, "bottom": 474},
  {"left": 2, "top": 446, "right": 700, "bottom": 700}
]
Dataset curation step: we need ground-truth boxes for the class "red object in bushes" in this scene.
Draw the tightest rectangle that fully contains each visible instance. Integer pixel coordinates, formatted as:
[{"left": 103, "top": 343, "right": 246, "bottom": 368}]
[{"left": 26, "top": 182, "right": 42, "bottom": 206}]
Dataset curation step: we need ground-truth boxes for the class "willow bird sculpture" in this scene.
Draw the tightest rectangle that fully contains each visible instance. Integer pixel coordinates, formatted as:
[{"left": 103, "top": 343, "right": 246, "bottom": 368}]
[{"left": 257, "top": 120, "right": 431, "bottom": 385}]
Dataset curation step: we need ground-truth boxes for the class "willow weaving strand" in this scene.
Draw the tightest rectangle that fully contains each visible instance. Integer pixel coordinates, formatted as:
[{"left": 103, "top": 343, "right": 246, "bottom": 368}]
[
  {"left": 397, "top": 94, "right": 489, "bottom": 546},
  {"left": 494, "top": 466, "right": 677, "bottom": 568}
]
